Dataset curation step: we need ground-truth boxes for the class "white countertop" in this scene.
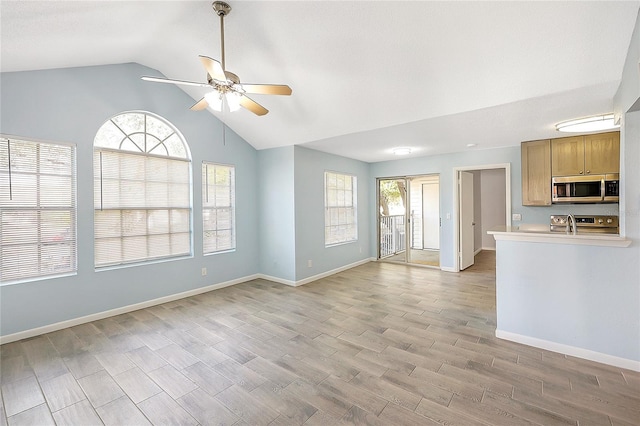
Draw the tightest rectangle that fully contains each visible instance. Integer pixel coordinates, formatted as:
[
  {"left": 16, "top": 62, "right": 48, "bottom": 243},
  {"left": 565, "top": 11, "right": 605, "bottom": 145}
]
[{"left": 488, "top": 225, "right": 632, "bottom": 247}]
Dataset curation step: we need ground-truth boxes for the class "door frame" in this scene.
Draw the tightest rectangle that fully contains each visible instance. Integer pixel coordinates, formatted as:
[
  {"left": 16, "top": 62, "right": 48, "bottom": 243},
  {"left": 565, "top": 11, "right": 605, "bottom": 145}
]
[{"left": 452, "top": 163, "right": 511, "bottom": 272}]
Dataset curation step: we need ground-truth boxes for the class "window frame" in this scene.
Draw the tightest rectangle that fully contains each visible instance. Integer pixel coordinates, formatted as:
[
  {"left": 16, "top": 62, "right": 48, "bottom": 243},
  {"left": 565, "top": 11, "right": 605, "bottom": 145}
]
[
  {"left": 1, "top": 135, "right": 78, "bottom": 284},
  {"left": 202, "top": 161, "right": 236, "bottom": 255},
  {"left": 93, "top": 111, "right": 193, "bottom": 269},
  {"left": 324, "top": 170, "right": 358, "bottom": 247}
]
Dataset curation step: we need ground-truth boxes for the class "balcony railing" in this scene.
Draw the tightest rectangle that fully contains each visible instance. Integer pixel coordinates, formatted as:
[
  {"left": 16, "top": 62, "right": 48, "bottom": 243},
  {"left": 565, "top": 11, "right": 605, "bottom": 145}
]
[{"left": 380, "top": 214, "right": 405, "bottom": 258}]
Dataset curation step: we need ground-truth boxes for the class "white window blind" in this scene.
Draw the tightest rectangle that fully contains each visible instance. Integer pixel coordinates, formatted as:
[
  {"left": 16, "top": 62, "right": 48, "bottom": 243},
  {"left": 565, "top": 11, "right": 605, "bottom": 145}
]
[
  {"left": 203, "top": 162, "right": 235, "bottom": 254},
  {"left": 1, "top": 137, "right": 77, "bottom": 283},
  {"left": 94, "top": 112, "right": 192, "bottom": 268},
  {"left": 325, "top": 171, "right": 357, "bottom": 246}
]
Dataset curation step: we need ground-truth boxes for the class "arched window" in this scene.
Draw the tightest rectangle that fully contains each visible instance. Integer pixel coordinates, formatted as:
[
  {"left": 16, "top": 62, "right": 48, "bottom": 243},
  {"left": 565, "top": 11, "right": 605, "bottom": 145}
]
[{"left": 94, "top": 111, "right": 191, "bottom": 268}]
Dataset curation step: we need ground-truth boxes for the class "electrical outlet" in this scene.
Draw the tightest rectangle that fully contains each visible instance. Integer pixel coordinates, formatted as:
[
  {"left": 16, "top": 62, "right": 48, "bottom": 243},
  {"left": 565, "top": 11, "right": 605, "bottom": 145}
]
[
  {"left": 512, "top": 213, "right": 522, "bottom": 221},
  {"left": 201, "top": 267, "right": 207, "bottom": 276},
  {"left": 307, "top": 260, "right": 313, "bottom": 268},
  {"left": 446, "top": 213, "right": 451, "bottom": 220}
]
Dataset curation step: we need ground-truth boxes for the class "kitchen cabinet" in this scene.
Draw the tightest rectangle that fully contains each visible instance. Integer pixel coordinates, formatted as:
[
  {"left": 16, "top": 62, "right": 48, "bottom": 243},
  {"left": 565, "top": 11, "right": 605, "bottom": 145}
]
[
  {"left": 550, "top": 136, "right": 583, "bottom": 176},
  {"left": 521, "top": 139, "right": 551, "bottom": 206},
  {"left": 584, "top": 132, "right": 620, "bottom": 174},
  {"left": 551, "top": 132, "right": 619, "bottom": 176}
]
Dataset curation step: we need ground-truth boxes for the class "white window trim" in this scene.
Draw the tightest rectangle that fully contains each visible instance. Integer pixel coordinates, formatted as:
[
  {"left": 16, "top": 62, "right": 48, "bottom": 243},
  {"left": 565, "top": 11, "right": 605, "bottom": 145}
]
[
  {"left": 202, "top": 161, "right": 236, "bottom": 255},
  {"left": 324, "top": 170, "right": 358, "bottom": 247},
  {"left": 93, "top": 111, "right": 193, "bottom": 269},
  {"left": 1, "top": 135, "right": 78, "bottom": 284}
]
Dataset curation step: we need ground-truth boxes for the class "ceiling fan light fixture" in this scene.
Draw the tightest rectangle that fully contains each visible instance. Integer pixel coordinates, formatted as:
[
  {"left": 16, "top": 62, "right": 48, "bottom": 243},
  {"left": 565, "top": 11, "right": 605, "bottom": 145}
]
[
  {"left": 555, "top": 113, "right": 619, "bottom": 133},
  {"left": 226, "top": 92, "right": 242, "bottom": 112},
  {"left": 204, "top": 91, "right": 223, "bottom": 111}
]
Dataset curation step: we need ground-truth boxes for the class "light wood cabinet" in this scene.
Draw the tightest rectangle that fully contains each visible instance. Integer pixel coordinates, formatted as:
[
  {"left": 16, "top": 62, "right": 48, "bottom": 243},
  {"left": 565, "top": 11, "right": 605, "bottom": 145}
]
[
  {"left": 584, "top": 132, "right": 620, "bottom": 174},
  {"left": 551, "top": 132, "right": 619, "bottom": 176},
  {"left": 551, "top": 136, "right": 584, "bottom": 176},
  {"left": 521, "top": 139, "right": 551, "bottom": 206}
]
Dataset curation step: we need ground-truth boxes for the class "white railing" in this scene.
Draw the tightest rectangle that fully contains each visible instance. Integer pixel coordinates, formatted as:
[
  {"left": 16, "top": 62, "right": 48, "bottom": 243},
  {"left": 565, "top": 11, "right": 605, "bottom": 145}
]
[{"left": 380, "top": 214, "right": 406, "bottom": 258}]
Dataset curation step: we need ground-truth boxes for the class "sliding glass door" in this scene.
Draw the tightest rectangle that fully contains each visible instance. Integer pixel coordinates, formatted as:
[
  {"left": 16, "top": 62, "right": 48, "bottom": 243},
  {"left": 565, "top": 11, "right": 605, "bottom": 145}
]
[{"left": 377, "top": 175, "right": 440, "bottom": 267}]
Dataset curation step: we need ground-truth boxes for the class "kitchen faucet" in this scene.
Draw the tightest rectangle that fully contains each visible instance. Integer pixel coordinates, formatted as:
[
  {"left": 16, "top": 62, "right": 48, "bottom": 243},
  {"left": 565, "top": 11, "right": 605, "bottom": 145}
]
[{"left": 566, "top": 213, "right": 577, "bottom": 235}]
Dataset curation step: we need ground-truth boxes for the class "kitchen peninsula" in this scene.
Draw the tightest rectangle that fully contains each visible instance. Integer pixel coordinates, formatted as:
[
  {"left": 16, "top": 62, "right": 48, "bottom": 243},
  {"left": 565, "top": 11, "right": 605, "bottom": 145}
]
[
  {"left": 488, "top": 225, "right": 637, "bottom": 371},
  {"left": 489, "top": 225, "right": 631, "bottom": 247}
]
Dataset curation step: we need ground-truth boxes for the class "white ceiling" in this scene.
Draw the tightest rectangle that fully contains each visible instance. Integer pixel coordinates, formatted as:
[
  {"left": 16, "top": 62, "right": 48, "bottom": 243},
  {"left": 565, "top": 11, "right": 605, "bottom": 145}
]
[{"left": 1, "top": 1, "right": 638, "bottom": 162}]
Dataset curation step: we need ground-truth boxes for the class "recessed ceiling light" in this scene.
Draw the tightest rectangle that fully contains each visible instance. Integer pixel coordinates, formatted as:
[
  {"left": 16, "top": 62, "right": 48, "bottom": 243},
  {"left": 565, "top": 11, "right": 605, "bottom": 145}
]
[
  {"left": 466, "top": 143, "right": 477, "bottom": 147},
  {"left": 393, "top": 147, "right": 412, "bottom": 156},
  {"left": 556, "top": 113, "right": 620, "bottom": 133}
]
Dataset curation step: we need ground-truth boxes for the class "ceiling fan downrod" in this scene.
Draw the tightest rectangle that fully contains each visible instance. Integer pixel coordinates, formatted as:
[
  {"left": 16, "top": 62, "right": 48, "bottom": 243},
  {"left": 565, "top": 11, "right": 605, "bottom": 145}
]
[{"left": 212, "top": 1, "right": 231, "bottom": 70}]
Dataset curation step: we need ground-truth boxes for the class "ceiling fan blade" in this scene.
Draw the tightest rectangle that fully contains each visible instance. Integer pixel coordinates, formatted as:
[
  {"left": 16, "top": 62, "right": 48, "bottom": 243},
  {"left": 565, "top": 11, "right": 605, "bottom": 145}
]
[
  {"left": 199, "top": 55, "right": 227, "bottom": 81},
  {"left": 190, "top": 98, "right": 209, "bottom": 111},
  {"left": 141, "top": 76, "right": 210, "bottom": 88},
  {"left": 239, "top": 95, "right": 268, "bottom": 116},
  {"left": 242, "top": 84, "right": 292, "bottom": 96}
]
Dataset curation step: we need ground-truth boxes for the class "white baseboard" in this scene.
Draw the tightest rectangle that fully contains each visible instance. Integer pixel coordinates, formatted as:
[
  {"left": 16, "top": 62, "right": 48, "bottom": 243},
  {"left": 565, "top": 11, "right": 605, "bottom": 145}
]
[
  {"left": 474, "top": 248, "right": 482, "bottom": 256},
  {"left": 260, "top": 258, "right": 374, "bottom": 287},
  {"left": 496, "top": 329, "right": 640, "bottom": 372},
  {"left": 0, "top": 274, "right": 259, "bottom": 345},
  {"left": 256, "top": 274, "right": 297, "bottom": 287},
  {"left": 0, "top": 259, "right": 375, "bottom": 344},
  {"left": 440, "top": 266, "right": 458, "bottom": 272},
  {"left": 291, "top": 258, "right": 374, "bottom": 286},
  {"left": 481, "top": 247, "right": 496, "bottom": 251}
]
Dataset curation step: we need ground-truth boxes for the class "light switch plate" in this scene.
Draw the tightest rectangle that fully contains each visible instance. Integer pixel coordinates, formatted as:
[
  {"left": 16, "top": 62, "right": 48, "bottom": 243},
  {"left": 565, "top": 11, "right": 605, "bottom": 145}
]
[{"left": 512, "top": 213, "right": 522, "bottom": 221}]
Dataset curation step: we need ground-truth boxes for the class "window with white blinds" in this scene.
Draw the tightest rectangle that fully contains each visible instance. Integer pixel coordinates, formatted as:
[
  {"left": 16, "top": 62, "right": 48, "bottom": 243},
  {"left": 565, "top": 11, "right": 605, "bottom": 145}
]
[
  {"left": 94, "top": 112, "right": 192, "bottom": 268},
  {"left": 1, "top": 137, "right": 77, "bottom": 283},
  {"left": 325, "top": 171, "right": 357, "bottom": 246},
  {"left": 202, "top": 162, "right": 235, "bottom": 254}
]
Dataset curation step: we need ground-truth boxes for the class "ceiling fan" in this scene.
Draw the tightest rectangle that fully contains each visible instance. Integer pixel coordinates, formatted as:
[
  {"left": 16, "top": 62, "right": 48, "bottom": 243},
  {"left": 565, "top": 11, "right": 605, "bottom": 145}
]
[{"left": 141, "top": 1, "right": 291, "bottom": 116}]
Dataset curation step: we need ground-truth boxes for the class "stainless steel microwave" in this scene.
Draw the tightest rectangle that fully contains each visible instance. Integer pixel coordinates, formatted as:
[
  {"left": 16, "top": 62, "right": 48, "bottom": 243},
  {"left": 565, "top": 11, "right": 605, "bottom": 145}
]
[{"left": 552, "top": 174, "right": 619, "bottom": 203}]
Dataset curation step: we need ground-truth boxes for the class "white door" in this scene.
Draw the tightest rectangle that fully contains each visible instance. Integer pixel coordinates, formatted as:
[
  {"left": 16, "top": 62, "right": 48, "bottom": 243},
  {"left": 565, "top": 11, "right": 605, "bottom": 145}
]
[
  {"left": 459, "top": 171, "right": 475, "bottom": 270},
  {"left": 422, "top": 182, "right": 440, "bottom": 249}
]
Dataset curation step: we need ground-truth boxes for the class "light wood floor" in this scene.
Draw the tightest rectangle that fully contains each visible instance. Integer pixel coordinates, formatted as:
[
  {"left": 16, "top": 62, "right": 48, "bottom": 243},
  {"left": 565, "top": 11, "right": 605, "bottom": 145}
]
[
  {"left": 384, "top": 249, "right": 440, "bottom": 267},
  {"left": 1, "top": 251, "right": 639, "bottom": 425}
]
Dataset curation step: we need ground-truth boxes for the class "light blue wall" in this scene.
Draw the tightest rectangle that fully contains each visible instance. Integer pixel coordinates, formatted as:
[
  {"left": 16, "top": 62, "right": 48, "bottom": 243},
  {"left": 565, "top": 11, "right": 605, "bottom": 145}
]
[
  {"left": 495, "top": 237, "right": 639, "bottom": 361},
  {"left": 293, "top": 146, "right": 371, "bottom": 281},
  {"left": 0, "top": 63, "right": 260, "bottom": 336},
  {"left": 258, "top": 146, "right": 296, "bottom": 281}
]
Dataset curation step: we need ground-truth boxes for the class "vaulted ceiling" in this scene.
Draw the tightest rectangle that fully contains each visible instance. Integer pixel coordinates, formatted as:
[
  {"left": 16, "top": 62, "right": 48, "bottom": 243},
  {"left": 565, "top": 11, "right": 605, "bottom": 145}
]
[{"left": 2, "top": 1, "right": 638, "bottom": 162}]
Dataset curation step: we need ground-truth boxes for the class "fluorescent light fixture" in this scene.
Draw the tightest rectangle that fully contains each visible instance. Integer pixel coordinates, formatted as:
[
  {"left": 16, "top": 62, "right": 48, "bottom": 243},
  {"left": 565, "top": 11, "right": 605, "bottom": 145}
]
[
  {"left": 555, "top": 113, "right": 619, "bottom": 133},
  {"left": 466, "top": 143, "right": 477, "bottom": 147},
  {"left": 393, "top": 147, "right": 412, "bottom": 156}
]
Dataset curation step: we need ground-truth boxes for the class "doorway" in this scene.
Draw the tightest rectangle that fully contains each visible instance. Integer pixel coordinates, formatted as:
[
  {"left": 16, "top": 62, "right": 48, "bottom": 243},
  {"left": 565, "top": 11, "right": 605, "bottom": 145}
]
[
  {"left": 378, "top": 175, "right": 440, "bottom": 268},
  {"left": 453, "top": 164, "right": 511, "bottom": 272}
]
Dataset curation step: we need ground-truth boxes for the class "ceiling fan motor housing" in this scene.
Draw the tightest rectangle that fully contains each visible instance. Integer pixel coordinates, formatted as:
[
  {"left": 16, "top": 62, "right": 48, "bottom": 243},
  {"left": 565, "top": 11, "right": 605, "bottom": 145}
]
[{"left": 213, "top": 1, "right": 231, "bottom": 16}]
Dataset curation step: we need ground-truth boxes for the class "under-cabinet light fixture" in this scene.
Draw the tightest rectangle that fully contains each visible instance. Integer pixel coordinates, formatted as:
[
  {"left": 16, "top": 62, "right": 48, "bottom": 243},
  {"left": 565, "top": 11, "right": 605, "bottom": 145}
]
[{"left": 555, "top": 113, "right": 619, "bottom": 133}]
